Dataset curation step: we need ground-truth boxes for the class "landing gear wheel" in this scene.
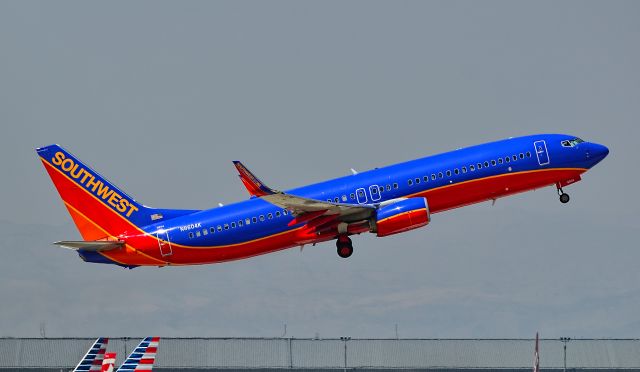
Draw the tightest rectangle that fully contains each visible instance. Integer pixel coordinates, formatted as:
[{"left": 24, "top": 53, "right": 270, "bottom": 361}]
[
  {"left": 336, "top": 236, "right": 353, "bottom": 258},
  {"left": 557, "top": 186, "right": 570, "bottom": 204}
]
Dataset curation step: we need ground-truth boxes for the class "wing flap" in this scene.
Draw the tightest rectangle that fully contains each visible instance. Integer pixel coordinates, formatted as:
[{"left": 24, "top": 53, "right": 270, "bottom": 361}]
[{"left": 54, "top": 240, "right": 125, "bottom": 251}]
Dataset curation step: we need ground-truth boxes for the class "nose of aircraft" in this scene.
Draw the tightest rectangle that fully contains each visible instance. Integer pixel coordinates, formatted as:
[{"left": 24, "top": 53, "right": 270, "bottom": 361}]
[{"left": 586, "top": 142, "right": 609, "bottom": 167}]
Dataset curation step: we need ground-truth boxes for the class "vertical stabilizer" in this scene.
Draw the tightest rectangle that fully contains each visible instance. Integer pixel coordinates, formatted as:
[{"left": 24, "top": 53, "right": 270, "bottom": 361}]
[
  {"left": 102, "top": 352, "right": 117, "bottom": 372},
  {"left": 73, "top": 338, "right": 109, "bottom": 372},
  {"left": 116, "top": 337, "right": 160, "bottom": 371}
]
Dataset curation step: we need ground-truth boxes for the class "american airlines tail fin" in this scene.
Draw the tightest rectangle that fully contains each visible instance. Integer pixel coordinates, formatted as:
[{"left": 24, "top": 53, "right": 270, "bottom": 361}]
[
  {"left": 72, "top": 337, "right": 109, "bottom": 372},
  {"left": 116, "top": 337, "right": 160, "bottom": 371},
  {"left": 37, "top": 144, "right": 199, "bottom": 240},
  {"left": 102, "top": 352, "right": 117, "bottom": 372}
]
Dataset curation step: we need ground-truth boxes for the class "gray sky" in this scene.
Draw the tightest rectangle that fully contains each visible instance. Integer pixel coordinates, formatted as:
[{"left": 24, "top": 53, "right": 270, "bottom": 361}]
[{"left": 1, "top": 1, "right": 639, "bottom": 338}]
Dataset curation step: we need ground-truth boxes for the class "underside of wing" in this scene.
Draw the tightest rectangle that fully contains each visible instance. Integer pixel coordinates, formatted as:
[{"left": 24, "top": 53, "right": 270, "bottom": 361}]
[
  {"left": 262, "top": 193, "right": 375, "bottom": 222},
  {"left": 54, "top": 240, "right": 125, "bottom": 251}
]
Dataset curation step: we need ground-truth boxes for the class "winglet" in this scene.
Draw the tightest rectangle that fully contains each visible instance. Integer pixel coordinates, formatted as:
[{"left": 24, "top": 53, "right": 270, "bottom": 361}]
[{"left": 233, "top": 161, "right": 278, "bottom": 197}]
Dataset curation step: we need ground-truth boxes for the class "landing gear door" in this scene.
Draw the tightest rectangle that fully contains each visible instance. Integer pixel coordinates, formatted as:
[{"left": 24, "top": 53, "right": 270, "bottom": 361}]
[
  {"left": 534, "top": 140, "right": 550, "bottom": 166},
  {"left": 156, "top": 228, "right": 173, "bottom": 257}
]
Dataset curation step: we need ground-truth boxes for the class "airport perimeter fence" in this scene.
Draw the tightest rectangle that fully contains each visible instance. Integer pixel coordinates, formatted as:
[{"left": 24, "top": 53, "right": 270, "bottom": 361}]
[{"left": 1, "top": 338, "right": 640, "bottom": 371}]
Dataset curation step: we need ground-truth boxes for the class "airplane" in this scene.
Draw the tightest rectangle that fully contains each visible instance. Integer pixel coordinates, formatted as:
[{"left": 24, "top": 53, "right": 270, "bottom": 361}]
[
  {"left": 72, "top": 338, "right": 109, "bottom": 372},
  {"left": 36, "top": 134, "right": 608, "bottom": 267},
  {"left": 101, "top": 352, "right": 116, "bottom": 372},
  {"left": 115, "top": 337, "right": 160, "bottom": 372},
  {"left": 71, "top": 337, "right": 159, "bottom": 372}
]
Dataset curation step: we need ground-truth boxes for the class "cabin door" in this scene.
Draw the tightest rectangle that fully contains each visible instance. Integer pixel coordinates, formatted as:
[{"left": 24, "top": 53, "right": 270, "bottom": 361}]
[
  {"left": 534, "top": 140, "right": 550, "bottom": 166},
  {"left": 156, "top": 228, "right": 173, "bottom": 257},
  {"left": 369, "top": 185, "right": 382, "bottom": 202}
]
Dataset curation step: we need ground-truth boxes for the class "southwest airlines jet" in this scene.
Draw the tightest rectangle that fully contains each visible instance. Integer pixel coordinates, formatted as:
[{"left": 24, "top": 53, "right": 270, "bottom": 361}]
[{"left": 37, "top": 134, "right": 608, "bottom": 267}]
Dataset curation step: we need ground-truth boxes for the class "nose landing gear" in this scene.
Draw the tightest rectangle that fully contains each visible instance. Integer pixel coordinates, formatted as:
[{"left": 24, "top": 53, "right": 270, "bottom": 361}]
[
  {"left": 557, "top": 187, "right": 570, "bottom": 204},
  {"left": 336, "top": 235, "right": 353, "bottom": 258}
]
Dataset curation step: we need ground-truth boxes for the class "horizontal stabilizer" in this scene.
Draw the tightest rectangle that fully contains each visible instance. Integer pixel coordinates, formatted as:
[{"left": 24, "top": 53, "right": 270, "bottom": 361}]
[{"left": 54, "top": 240, "right": 124, "bottom": 251}]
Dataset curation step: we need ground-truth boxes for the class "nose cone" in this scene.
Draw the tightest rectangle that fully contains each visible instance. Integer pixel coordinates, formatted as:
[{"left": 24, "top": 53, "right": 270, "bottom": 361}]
[{"left": 586, "top": 143, "right": 609, "bottom": 167}]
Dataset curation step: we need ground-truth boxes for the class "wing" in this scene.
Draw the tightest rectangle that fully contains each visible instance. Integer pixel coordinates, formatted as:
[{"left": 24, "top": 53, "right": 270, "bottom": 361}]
[
  {"left": 233, "top": 161, "right": 375, "bottom": 229},
  {"left": 72, "top": 338, "right": 109, "bottom": 372}
]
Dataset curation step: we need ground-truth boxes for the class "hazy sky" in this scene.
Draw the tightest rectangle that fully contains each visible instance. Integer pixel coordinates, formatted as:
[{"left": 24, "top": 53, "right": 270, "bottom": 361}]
[{"left": 1, "top": 1, "right": 638, "bottom": 338}]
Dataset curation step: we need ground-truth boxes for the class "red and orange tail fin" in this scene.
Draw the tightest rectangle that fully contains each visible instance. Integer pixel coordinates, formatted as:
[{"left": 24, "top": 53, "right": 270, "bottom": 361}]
[
  {"left": 36, "top": 145, "right": 199, "bottom": 240},
  {"left": 102, "top": 352, "right": 117, "bottom": 372},
  {"left": 72, "top": 337, "right": 109, "bottom": 372}
]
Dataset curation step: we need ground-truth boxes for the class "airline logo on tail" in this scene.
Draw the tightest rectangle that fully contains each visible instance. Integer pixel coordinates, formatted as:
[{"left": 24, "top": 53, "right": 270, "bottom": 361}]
[
  {"left": 102, "top": 352, "right": 117, "bottom": 372},
  {"left": 116, "top": 337, "right": 160, "bottom": 371},
  {"left": 48, "top": 150, "right": 139, "bottom": 218},
  {"left": 73, "top": 338, "right": 109, "bottom": 372}
]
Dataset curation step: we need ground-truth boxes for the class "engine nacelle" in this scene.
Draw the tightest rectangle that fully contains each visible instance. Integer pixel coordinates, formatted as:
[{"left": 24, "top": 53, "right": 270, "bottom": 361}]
[{"left": 373, "top": 197, "right": 430, "bottom": 237}]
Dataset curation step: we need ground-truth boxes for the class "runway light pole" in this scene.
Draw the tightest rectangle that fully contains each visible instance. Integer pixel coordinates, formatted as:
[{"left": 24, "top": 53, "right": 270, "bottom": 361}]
[
  {"left": 340, "top": 337, "right": 351, "bottom": 372},
  {"left": 560, "top": 337, "right": 571, "bottom": 372}
]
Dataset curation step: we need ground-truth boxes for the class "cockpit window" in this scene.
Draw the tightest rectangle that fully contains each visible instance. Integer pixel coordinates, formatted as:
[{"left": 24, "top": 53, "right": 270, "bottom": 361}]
[{"left": 561, "top": 138, "right": 584, "bottom": 147}]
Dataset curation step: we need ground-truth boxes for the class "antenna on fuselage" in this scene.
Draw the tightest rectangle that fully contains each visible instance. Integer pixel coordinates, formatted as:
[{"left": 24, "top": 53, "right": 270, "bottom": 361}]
[
  {"left": 350, "top": 168, "right": 358, "bottom": 175},
  {"left": 218, "top": 203, "right": 224, "bottom": 207}
]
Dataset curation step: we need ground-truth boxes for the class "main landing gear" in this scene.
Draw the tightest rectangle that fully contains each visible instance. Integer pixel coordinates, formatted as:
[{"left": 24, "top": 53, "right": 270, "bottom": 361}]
[
  {"left": 557, "top": 187, "right": 570, "bottom": 204},
  {"left": 336, "top": 235, "right": 353, "bottom": 258}
]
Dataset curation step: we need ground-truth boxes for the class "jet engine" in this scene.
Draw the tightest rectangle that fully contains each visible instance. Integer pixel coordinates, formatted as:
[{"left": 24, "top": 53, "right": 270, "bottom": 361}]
[{"left": 372, "top": 197, "right": 430, "bottom": 237}]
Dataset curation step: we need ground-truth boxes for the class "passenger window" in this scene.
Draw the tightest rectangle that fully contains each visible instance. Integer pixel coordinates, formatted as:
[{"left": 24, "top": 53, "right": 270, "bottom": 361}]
[
  {"left": 477, "top": 163, "right": 482, "bottom": 169},
  {"left": 210, "top": 227, "right": 215, "bottom": 234},
  {"left": 462, "top": 166, "right": 467, "bottom": 173},
  {"left": 415, "top": 178, "right": 420, "bottom": 184},
  {"left": 454, "top": 168, "right": 459, "bottom": 175},
  {"left": 431, "top": 174, "right": 436, "bottom": 180},
  {"left": 217, "top": 225, "right": 222, "bottom": 232},
  {"left": 519, "top": 153, "right": 524, "bottom": 159},
  {"left": 358, "top": 189, "right": 365, "bottom": 197},
  {"left": 342, "top": 195, "right": 347, "bottom": 201},
  {"left": 203, "top": 229, "right": 208, "bottom": 236},
  {"left": 512, "top": 155, "right": 517, "bottom": 161},
  {"left": 252, "top": 217, "right": 257, "bottom": 223},
  {"left": 446, "top": 170, "right": 451, "bottom": 177},
  {"left": 470, "top": 165, "right": 475, "bottom": 171},
  {"left": 276, "top": 211, "right": 281, "bottom": 217},
  {"left": 491, "top": 160, "right": 496, "bottom": 166},
  {"left": 245, "top": 218, "right": 251, "bottom": 225},
  {"left": 231, "top": 222, "right": 236, "bottom": 228},
  {"left": 526, "top": 151, "right": 531, "bottom": 158},
  {"left": 334, "top": 197, "right": 339, "bottom": 203},
  {"left": 350, "top": 193, "right": 356, "bottom": 199},
  {"left": 283, "top": 210, "right": 288, "bottom": 215},
  {"left": 393, "top": 183, "right": 398, "bottom": 189},
  {"left": 267, "top": 213, "right": 273, "bottom": 219},
  {"left": 196, "top": 231, "right": 201, "bottom": 237},
  {"left": 498, "top": 158, "right": 503, "bottom": 164},
  {"left": 259, "top": 215, "right": 265, "bottom": 222},
  {"left": 224, "top": 224, "right": 229, "bottom": 230},
  {"left": 505, "top": 157, "right": 510, "bottom": 163},
  {"left": 372, "top": 187, "right": 379, "bottom": 194},
  {"left": 238, "top": 220, "right": 243, "bottom": 227},
  {"left": 386, "top": 185, "right": 391, "bottom": 191},
  {"left": 189, "top": 232, "right": 194, "bottom": 239},
  {"left": 379, "top": 186, "right": 384, "bottom": 193},
  {"left": 408, "top": 179, "right": 413, "bottom": 186},
  {"left": 438, "top": 172, "right": 443, "bottom": 178},
  {"left": 484, "top": 161, "right": 489, "bottom": 167},
  {"left": 327, "top": 199, "right": 332, "bottom": 202}
]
